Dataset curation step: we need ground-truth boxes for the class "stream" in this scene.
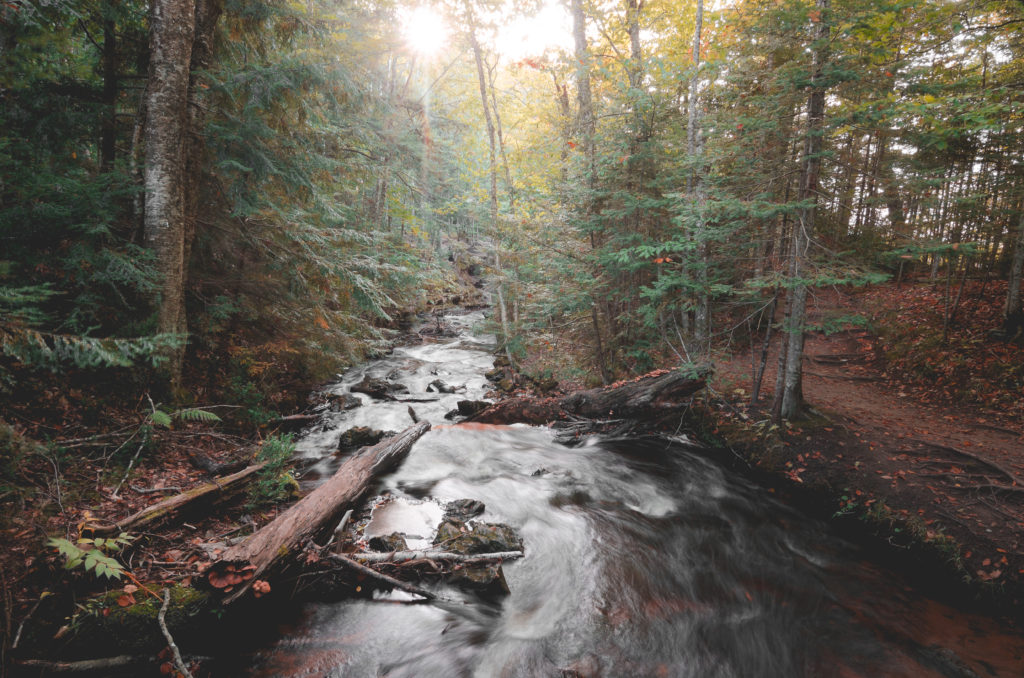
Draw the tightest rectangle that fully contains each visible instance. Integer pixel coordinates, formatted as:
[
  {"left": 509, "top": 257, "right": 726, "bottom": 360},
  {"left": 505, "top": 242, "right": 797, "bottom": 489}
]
[{"left": 211, "top": 310, "right": 1024, "bottom": 677}]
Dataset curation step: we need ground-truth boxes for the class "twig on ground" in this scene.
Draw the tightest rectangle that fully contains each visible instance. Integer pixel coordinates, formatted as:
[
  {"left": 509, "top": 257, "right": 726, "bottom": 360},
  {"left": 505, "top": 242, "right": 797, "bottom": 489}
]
[
  {"left": 111, "top": 441, "right": 148, "bottom": 499},
  {"left": 158, "top": 588, "right": 193, "bottom": 678}
]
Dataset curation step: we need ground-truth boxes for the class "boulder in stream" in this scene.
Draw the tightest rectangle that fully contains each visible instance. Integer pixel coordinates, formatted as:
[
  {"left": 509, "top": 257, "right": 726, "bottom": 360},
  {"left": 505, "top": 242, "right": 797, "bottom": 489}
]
[
  {"left": 351, "top": 377, "right": 409, "bottom": 399},
  {"left": 426, "top": 379, "right": 457, "bottom": 394},
  {"left": 326, "top": 393, "right": 363, "bottom": 412},
  {"left": 337, "top": 426, "right": 394, "bottom": 451},
  {"left": 433, "top": 518, "right": 523, "bottom": 555},
  {"left": 447, "top": 562, "right": 510, "bottom": 597}
]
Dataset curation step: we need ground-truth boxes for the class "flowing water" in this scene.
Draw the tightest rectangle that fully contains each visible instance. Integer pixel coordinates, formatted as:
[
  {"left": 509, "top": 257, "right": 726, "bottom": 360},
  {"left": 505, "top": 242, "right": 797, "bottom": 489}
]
[{"left": 214, "top": 310, "right": 1024, "bottom": 677}]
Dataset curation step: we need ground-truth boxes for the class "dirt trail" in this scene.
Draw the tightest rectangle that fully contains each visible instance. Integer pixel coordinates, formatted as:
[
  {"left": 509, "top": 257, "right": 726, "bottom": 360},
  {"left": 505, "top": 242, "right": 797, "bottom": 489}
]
[{"left": 713, "top": 287, "right": 1024, "bottom": 602}]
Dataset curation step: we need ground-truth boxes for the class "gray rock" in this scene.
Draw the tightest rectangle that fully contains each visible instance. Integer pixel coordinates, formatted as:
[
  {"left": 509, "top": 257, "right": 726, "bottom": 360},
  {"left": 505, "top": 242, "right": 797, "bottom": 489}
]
[
  {"left": 326, "top": 393, "right": 362, "bottom": 412},
  {"left": 426, "top": 379, "right": 456, "bottom": 394},
  {"left": 445, "top": 498, "right": 485, "bottom": 521},
  {"left": 351, "top": 377, "right": 409, "bottom": 399},
  {"left": 368, "top": 532, "right": 408, "bottom": 553},
  {"left": 456, "top": 400, "right": 490, "bottom": 417},
  {"left": 337, "top": 427, "right": 393, "bottom": 451},
  {"left": 433, "top": 518, "right": 523, "bottom": 555}
]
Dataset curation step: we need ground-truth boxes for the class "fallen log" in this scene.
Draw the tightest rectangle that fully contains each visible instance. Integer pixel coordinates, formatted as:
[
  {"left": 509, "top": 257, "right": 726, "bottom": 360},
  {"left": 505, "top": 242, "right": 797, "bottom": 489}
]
[
  {"left": 207, "top": 421, "right": 431, "bottom": 603},
  {"left": 349, "top": 550, "right": 524, "bottom": 565},
  {"left": 469, "top": 368, "right": 710, "bottom": 425},
  {"left": 15, "top": 655, "right": 155, "bottom": 674},
  {"left": 86, "top": 464, "right": 265, "bottom": 537}
]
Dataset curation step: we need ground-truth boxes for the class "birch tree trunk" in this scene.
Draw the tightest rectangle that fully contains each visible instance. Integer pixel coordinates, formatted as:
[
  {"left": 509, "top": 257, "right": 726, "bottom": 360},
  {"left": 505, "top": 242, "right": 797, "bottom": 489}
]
[
  {"left": 144, "top": 0, "right": 196, "bottom": 388},
  {"left": 1005, "top": 210, "right": 1024, "bottom": 325},
  {"left": 687, "top": 0, "right": 710, "bottom": 356},
  {"left": 776, "top": 0, "right": 830, "bottom": 421}
]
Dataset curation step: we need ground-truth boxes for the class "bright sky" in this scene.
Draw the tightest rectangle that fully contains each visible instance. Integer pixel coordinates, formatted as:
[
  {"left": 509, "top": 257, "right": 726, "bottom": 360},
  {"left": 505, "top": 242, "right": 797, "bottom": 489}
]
[
  {"left": 490, "top": 1, "right": 574, "bottom": 60},
  {"left": 401, "top": 1, "right": 573, "bottom": 60}
]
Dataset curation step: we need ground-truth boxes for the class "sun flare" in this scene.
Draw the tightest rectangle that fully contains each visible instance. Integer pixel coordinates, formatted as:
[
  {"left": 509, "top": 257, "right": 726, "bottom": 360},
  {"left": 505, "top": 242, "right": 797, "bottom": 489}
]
[{"left": 402, "top": 7, "right": 449, "bottom": 57}]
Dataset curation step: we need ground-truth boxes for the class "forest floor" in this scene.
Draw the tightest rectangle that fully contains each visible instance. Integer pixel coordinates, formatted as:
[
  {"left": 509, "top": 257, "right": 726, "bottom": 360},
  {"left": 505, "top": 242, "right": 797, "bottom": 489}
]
[{"left": 709, "top": 280, "right": 1024, "bottom": 613}]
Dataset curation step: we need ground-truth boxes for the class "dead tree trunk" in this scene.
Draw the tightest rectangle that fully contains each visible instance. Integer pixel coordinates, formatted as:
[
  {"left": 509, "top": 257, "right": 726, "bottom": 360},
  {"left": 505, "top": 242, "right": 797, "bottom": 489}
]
[
  {"left": 207, "top": 422, "right": 431, "bottom": 603},
  {"left": 468, "top": 369, "right": 709, "bottom": 425}
]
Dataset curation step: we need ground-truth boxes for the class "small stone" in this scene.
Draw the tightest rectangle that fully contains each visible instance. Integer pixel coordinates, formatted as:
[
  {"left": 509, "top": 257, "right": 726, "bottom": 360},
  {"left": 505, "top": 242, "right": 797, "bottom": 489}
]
[
  {"left": 445, "top": 498, "right": 485, "bottom": 521},
  {"left": 368, "top": 533, "right": 408, "bottom": 553}
]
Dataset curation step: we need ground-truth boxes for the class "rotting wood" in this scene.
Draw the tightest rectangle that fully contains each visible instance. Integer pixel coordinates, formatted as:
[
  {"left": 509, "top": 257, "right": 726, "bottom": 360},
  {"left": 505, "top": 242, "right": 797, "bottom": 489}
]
[
  {"left": 86, "top": 463, "right": 265, "bottom": 537},
  {"left": 207, "top": 422, "right": 431, "bottom": 604},
  {"left": 468, "top": 368, "right": 709, "bottom": 425}
]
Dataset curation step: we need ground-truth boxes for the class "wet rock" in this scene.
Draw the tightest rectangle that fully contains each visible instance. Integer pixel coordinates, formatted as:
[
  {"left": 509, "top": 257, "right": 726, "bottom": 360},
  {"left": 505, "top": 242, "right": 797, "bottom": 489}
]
[
  {"left": 493, "top": 355, "right": 511, "bottom": 368},
  {"left": 456, "top": 400, "right": 490, "bottom": 418},
  {"left": 531, "top": 468, "right": 549, "bottom": 477},
  {"left": 337, "top": 426, "right": 393, "bottom": 451},
  {"left": 444, "top": 408, "right": 460, "bottom": 420},
  {"left": 351, "top": 377, "right": 408, "bottom": 399},
  {"left": 497, "top": 378, "right": 515, "bottom": 393},
  {"left": 445, "top": 498, "right": 485, "bottom": 521},
  {"left": 447, "top": 563, "right": 510, "bottom": 597},
  {"left": 368, "top": 532, "right": 408, "bottom": 553},
  {"left": 484, "top": 368, "right": 504, "bottom": 383},
  {"left": 326, "top": 393, "right": 362, "bottom": 412},
  {"left": 433, "top": 518, "right": 523, "bottom": 555},
  {"left": 427, "top": 379, "right": 456, "bottom": 394}
]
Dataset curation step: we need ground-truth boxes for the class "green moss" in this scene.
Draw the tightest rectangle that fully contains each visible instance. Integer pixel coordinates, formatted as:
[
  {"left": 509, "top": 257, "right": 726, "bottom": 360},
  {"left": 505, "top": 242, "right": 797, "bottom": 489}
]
[{"left": 63, "top": 585, "right": 212, "bottom": 657}]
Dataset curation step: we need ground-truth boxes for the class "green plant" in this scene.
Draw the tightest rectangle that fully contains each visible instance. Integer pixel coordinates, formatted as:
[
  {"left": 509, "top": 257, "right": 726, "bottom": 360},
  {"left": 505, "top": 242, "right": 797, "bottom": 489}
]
[
  {"left": 49, "top": 533, "right": 134, "bottom": 580},
  {"left": 146, "top": 405, "right": 222, "bottom": 429},
  {"left": 247, "top": 434, "right": 297, "bottom": 508}
]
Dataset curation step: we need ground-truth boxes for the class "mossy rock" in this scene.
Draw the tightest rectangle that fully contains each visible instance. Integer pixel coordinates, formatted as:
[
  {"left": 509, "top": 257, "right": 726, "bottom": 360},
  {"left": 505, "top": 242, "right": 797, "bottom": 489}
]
[
  {"left": 447, "top": 563, "right": 510, "bottom": 597},
  {"left": 433, "top": 518, "right": 523, "bottom": 555}
]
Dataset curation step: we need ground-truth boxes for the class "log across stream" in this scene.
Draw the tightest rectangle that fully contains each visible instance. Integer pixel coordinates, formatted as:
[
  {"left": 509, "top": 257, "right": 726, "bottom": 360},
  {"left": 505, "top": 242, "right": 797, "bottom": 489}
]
[{"left": 202, "top": 310, "right": 1024, "bottom": 677}]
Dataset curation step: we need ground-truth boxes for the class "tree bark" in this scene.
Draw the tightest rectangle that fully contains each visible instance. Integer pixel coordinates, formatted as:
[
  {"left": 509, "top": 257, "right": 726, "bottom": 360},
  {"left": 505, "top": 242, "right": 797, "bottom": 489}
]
[
  {"left": 466, "top": 7, "right": 498, "bottom": 226},
  {"left": 686, "top": 0, "right": 710, "bottom": 355},
  {"left": 774, "top": 0, "right": 830, "bottom": 421},
  {"left": 207, "top": 422, "right": 431, "bottom": 604},
  {"left": 1005, "top": 210, "right": 1024, "bottom": 326},
  {"left": 468, "top": 369, "right": 709, "bottom": 425},
  {"left": 144, "top": 0, "right": 196, "bottom": 388}
]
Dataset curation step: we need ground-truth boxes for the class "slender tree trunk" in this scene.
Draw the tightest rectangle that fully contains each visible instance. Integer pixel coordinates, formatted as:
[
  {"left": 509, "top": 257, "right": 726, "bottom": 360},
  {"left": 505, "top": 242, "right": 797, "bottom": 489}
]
[
  {"left": 775, "top": 0, "right": 830, "bottom": 421},
  {"left": 687, "top": 0, "right": 710, "bottom": 356},
  {"left": 486, "top": 59, "right": 515, "bottom": 211},
  {"left": 466, "top": 10, "right": 498, "bottom": 226},
  {"left": 571, "top": 0, "right": 596, "bottom": 190},
  {"left": 144, "top": 0, "right": 196, "bottom": 388},
  {"left": 1006, "top": 210, "right": 1024, "bottom": 324},
  {"left": 100, "top": 15, "right": 118, "bottom": 172}
]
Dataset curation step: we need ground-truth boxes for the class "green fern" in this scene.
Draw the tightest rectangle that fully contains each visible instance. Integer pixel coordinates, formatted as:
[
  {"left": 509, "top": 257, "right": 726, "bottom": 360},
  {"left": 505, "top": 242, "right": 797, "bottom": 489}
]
[
  {"left": 173, "top": 408, "right": 223, "bottom": 423},
  {"left": 147, "top": 406, "right": 222, "bottom": 429}
]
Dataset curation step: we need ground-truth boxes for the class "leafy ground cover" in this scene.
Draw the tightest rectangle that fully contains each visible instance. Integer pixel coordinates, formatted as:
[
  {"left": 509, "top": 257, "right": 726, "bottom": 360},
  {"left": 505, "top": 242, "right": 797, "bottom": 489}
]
[{"left": 711, "top": 280, "right": 1024, "bottom": 613}]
